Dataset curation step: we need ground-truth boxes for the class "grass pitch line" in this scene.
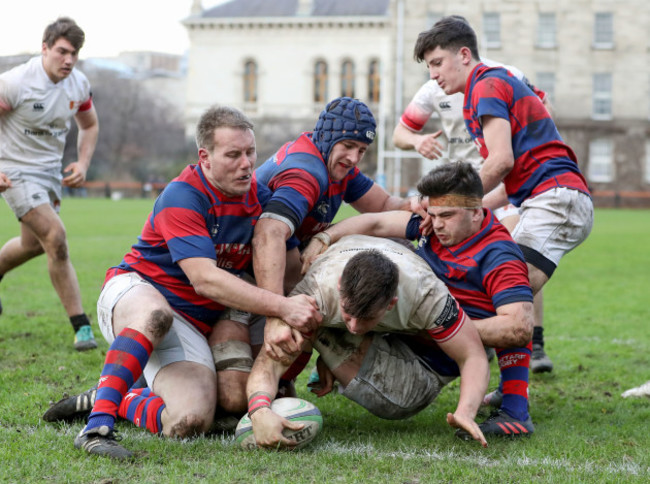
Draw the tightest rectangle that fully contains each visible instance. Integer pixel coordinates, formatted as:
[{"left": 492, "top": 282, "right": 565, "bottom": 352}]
[{"left": 318, "top": 441, "right": 649, "bottom": 477}]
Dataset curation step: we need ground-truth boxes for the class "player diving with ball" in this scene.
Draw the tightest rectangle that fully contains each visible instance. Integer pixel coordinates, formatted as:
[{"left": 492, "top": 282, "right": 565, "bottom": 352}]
[{"left": 246, "top": 235, "right": 490, "bottom": 449}]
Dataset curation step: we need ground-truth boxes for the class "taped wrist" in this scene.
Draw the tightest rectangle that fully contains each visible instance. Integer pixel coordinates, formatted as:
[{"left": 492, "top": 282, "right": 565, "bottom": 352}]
[
  {"left": 248, "top": 392, "right": 272, "bottom": 417},
  {"left": 312, "top": 231, "right": 332, "bottom": 248}
]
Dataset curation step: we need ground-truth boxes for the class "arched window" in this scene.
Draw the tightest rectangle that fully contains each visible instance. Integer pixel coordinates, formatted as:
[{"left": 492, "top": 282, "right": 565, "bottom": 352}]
[
  {"left": 243, "top": 60, "right": 257, "bottom": 103},
  {"left": 314, "top": 60, "right": 328, "bottom": 103},
  {"left": 368, "top": 60, "right": 380, "bottom": 103},
  {"left": 341, "top": 60, "right": 355, "bottom": 98}
]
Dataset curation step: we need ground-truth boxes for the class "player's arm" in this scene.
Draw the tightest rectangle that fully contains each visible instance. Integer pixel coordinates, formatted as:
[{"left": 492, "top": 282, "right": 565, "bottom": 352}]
[
  {"left": 178, "top": 257, "right": 321, "bottom": 330},
  {"left": 351, "top": 183, "right": 425, "bottom": 216},
  {"left": 478, "top": 115, "right": 514, "bottom": 195},
  {"left": 300, "top": 210, "right": 412, "bottom": 273},
  {"left": 482, "top": 184, "right": 509, "bottom": 211},
  {"left": 252, "top": 217, "right": 293, "bottom": 296},
  {"left": 63, "top": 105, "right": 99, "bottom": 188},
  {"left": 471, "top": 301, "right": 534, "bottom": 348},
  {"left": 435, "top": 315, "right": 489, "bottom": 448},
  {"left": 246, "top": 327, "right": 307, "bottom": 448},
  {"left": 393, "top": 123, "right": 444, "bottom": 160}
]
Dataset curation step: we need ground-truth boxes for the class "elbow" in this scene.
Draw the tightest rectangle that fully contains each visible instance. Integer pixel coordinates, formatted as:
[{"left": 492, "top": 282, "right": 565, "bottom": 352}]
[
  {"left": 510, "top": 316, "right": 534, "bottom": 347},
  {"left": 192, "top": 281, "right": 211, "bottom": 300}
]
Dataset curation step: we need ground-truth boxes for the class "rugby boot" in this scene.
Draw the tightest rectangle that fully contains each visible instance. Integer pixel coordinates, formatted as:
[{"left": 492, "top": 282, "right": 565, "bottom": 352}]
[
  {"left": 43, "top": 386, "right": 97, "bottom": 422},
  {"left": 456, "top": 409, "right": 534, "bottom": 440},
  {"left": 530, "top": 343, "right": 553, "bottom": 373},
  {"left": 74, "top": 325, "right": 98, "bottom": 351},
  {"left": 74, "top": 425, "right": 133, "bottom": 460}
]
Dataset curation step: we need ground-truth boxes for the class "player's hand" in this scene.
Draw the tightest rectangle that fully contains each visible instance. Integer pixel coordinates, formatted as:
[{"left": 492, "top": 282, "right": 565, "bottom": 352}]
[
  {"left": 308, "top": 356, "right": 336, "bottom": 397},
  {"left": 414, "top": 130, "right": 444, "bottom": 160},
  {"left": 279, "top": 294, "right": 322, "bottom": 332},
  {"left": 62, "top": 161, "right": 88, "bottom": 188},
  {"left": 0, "top": 172, "right": 12, "bottom": 193},
  {"left": 264, "top": 317, "right": 305, "bottom": 364},
  {"left": 251, "top": 407, "right": 303, "bottom": 449},
  {"left": 446, "top": 411, "right": 488, "bottom": 448},
  {"left": 300, "top": 239, "right": 328, "bottom": 275},
  {"left": 415, "top": 196, "right": 433, "bottom": 236}
]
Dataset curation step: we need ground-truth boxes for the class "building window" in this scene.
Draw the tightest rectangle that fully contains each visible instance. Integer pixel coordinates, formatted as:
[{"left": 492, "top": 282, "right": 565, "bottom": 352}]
[
  {"left": 483, "top": 12, "right": 501, "bottom": 49},
  {"left": 536, "top": 72, "right": 556, "bottom": 104},
  {"left": 314, "top": 60, "right": 328, "bottom": 103},
  {"left": 341, "top": 60, "right": 355, "bottom": 98},
  {"left": 645, "top": 140, "right": 650, "bottom": 183},
  {"left": 537, "top": 13, "right": 556, "bottom": 48},
  {"left": 592, "top": 73, "right": 612, "bottom": 119},
  {"left": 594, "top": 12, "right": 614, "bottom": 48},
  {"left": 368, "top": 60, "right": 380, "bottom": 103},
  {"left": 588, "top": 138, "right": 614, "bottom": 183},
  {"left": 243, "top": 60, "right": 257, "bottom": 103}
]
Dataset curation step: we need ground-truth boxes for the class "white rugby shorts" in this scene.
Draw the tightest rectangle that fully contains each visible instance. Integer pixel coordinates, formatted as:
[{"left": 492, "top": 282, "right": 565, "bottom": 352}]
[
  {"left": 96, "top": 272, "right": 217, "bottom": 387},
  {"left": 0, "top": 167, "right": 62, "bottom": 219},
  {"left": 512, "top": 187, "right": 593, "bottom": 268}
]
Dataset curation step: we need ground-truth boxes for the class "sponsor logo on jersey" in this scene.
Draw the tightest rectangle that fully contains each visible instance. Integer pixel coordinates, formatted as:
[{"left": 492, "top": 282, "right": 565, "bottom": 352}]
[
  {"left": 439, "top": 101, "right": 451, "bottom": 110},
  {"left": 316, "top": 200, "right": 329, "bottom": 217},
  {"left": 33, "top": 102, "right": 44, "bottom": 111}
]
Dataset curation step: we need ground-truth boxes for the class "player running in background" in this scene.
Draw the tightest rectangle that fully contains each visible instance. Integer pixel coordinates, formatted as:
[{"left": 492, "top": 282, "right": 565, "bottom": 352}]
[{"left": 0, "top": 17, "right": 99, "bottom": 350}]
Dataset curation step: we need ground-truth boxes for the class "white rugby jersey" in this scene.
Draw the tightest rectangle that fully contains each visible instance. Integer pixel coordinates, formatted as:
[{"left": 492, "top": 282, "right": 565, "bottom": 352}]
[
  {"left": 0, "top": 56, "right": 91, "bottom": 171},
  {"left": 292, "top": 235, "right": 455, "bottom": 335},
  {"left": 399, "top": 59, "right": 527, "bottom": 171}
]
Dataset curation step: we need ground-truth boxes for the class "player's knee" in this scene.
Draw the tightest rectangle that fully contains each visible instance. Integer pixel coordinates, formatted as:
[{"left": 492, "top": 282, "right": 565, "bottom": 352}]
[
  {"left": 146, "top": 308, "right": 174, "bottom": 338},
  {"left": 217, "top": 375, "right": 248, "bottom": 414},
  {"left": 166, "top": 412, "right": 212, "bottom": 438}
]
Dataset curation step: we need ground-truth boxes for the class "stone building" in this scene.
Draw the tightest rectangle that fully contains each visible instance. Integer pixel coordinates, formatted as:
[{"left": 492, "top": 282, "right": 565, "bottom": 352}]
[{"left": 183, "top": 0, "right": 650, "bottom": 206}]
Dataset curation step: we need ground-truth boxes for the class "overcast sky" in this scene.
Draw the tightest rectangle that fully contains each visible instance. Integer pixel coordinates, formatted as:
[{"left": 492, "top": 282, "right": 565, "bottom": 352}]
[{"left": 0, "top": 0, "right": 226, "bottom": 58}]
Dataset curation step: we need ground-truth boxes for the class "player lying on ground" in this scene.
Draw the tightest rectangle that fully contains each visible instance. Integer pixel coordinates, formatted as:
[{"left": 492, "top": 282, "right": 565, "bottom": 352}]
[{"left": 246, "top": 235, "right": 489, "bottom": 449}]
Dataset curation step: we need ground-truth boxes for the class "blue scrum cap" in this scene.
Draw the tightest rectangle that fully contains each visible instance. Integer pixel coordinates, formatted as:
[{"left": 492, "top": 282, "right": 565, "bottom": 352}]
[{"left": 312, "top": 97, "right": 377, "bottom": 162}]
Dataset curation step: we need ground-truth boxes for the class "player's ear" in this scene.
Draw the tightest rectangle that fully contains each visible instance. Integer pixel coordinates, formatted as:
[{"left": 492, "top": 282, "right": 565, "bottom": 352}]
[
  {"left": 198, "top": 147, "right": 210, "bottom": 167},
  {"left": 387, "top": 297, "right": 398, "bottom": 311},
  {"left": 459, "top": 46, "right": 473, "bottom": 64}
]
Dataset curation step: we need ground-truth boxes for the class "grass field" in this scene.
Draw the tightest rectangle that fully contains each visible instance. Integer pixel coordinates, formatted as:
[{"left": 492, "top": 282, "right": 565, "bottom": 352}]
[{"left": 0, "top": 199, "right": 649, "bottom": 483}]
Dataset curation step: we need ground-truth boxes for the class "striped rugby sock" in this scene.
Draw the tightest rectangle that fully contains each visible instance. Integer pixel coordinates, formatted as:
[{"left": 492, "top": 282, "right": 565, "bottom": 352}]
[
  {"left": 496, "top": 341, "right": 532, "bottom": 421},
  {"left": 118, "top": 387, "right": 165, "bottom": 435},
  {"left": 85, "top": 327, "right": 153, "bottom": 431}
]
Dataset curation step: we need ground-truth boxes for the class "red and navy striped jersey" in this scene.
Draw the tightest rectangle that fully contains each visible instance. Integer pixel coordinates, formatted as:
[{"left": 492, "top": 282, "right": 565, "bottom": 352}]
[
  {"left": 406, "top": 211, "right": 533, "bottom": 319},
  {"left": 463, "top": 63, "right": 590, "bottom": 206},
  {"left": 255, "top": 132, "right": 374, "bottom": 245},
  {"left": 105, "top": 164, "right": 270, "bottom": 337}
]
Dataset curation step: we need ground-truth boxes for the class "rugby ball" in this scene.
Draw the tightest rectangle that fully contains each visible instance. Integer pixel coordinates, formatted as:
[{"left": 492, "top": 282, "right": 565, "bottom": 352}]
[{"left": 235, "top": 397, "right": 323, "bottom": 450}]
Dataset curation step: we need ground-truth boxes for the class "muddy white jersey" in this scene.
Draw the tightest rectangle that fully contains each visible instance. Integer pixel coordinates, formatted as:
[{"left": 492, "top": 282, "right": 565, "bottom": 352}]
[{"left": 292, "top": 235, "right": 457, "bottom": 336}]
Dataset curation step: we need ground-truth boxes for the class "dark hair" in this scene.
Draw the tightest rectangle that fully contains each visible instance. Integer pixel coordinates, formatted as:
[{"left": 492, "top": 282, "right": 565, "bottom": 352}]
[
  {"left": 414, "top": 15, "right": 480, "bottom": 62},
  {"left": 417, "top": 161, "right": 484, "bottom": 199},
  {"left": 339, "top": 250, "right": 398, "bottom": 318},
  {"left": 195, "top": 105, "right": 254, "bottom": 152},
  {"left": 42, "top": 17, "right": 85, "bottom": 51}
]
